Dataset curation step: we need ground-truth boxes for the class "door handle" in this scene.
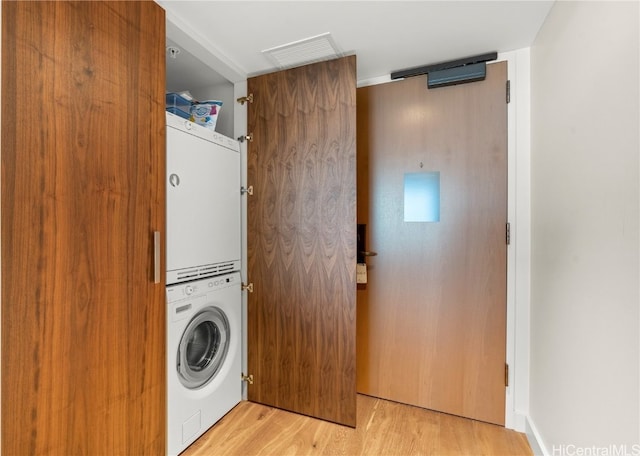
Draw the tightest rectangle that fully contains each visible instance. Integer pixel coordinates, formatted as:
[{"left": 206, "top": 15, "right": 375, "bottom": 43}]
[
  {"left": 357, "top": 224, "right": 377, "bottom": 262},
  {"left": 153, "top": 231, "right": 161, "bottom": 284}
]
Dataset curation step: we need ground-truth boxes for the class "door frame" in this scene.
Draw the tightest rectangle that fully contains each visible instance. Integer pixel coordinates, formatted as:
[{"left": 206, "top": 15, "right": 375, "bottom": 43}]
[
  {"left": 502, "top": 49, "right": 532, "bottom": 434},
  {"left": 160, "top": 16, "right": 533, "bottom": 431}
]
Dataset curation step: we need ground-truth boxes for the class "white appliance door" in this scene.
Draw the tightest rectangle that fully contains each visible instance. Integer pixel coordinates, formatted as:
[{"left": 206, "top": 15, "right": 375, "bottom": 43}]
[{"left": 166, "top": 124, "right": 240, "bottom": 284}]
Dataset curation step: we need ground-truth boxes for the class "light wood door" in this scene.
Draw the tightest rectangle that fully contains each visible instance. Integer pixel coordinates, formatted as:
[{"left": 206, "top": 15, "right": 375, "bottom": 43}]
[
  {"left": 1, "top": 1, "right": 166, "bottom": 453},
  {"left": 356, "top": 62, "right": 508, "bottom": 425},
  {"left": 247, "top": 56, "right": 357, "bottom": 426}
]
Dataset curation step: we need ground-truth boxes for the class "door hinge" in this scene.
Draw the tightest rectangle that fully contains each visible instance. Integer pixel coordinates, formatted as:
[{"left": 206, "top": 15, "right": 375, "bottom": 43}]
[
  {"left": 506, "top": 80, "right": 511, "bottom": 104},
  {"left": 241, "top": 185, "right": 254, "bottom": 196},
  {"left": 506, "top": 222, "right": 511, "bottom": 245},
  {"left": 242, "top": 282, "right": 254, "bottom": 293},
  {"left": 241, "top": 373, "right": 254, "bottom": 385},
  {"left": 237, "top": 133, "right": 253, "bottom": 143},
  {"left": 505, "top": 363, "right": 509, "bottom": 387},
  {"left": 236, "top": 93, "right": 253, "bottom": 105}
]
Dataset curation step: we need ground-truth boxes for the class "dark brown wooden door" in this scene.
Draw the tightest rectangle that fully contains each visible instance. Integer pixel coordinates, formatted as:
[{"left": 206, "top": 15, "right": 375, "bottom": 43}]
[
  {"left": 1, "top": 1, "right": 166, "bottom": 453},
  {"left": 356, "top": 62, "right": 508, "bottom": 425},
  {"left": 247, "top": 56, "right": 357, "bottom": 426}
]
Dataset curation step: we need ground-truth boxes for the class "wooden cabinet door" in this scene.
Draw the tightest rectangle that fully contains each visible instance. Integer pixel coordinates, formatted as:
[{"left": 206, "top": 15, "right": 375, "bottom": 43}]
[
  {"left": 1, "top": 1, "right": 166, "bottom": 453},
  {"left": 246, "top": 56, "right": 357, "bottom": 426}
]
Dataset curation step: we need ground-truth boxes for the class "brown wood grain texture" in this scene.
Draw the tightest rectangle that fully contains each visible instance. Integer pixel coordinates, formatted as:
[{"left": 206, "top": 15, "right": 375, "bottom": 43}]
[
  {"left": 247, "top": 56, "right": 357, "bottom": 427},
  {"left": 1, "top": 1, "right": 166, "bottom": 454},
  {"left": 182, "top": 395, "right": 532, "bottom": 456},
  {"left": 356, "top": 62, "right": 508, "bottom": 425}
]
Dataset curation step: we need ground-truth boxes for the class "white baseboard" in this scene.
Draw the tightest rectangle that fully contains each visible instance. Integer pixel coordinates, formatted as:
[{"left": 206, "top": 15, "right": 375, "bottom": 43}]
[
  {"left": 526, "top": 415, "right": 550, "bottom": 456},
  {"left": 510, "top": 411, "right": 527, "bottom": 433}
]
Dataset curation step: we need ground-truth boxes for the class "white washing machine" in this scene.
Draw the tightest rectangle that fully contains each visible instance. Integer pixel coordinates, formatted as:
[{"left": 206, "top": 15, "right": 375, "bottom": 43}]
[{"left": 167, "top": 272, "right": 242, "bottom": 455}]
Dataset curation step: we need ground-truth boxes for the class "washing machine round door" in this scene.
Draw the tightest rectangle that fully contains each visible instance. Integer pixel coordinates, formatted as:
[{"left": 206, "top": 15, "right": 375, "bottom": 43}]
[{"left": 177, "top": 306, "right": 230, "bottom": 389}]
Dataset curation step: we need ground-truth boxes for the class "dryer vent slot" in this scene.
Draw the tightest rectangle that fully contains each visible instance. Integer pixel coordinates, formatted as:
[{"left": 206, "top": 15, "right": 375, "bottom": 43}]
[
  {"left": 170, "top": 261, "right": 240, "bottom": 285},
  {"left": 176, "top": 270, "right": 199, "bottom": 281}
]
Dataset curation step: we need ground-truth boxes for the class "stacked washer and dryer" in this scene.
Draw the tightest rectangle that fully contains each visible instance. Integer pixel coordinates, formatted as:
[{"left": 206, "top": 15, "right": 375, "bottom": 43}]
[{"left": 165, "top": 112, "right": 242, "bottom": 456}]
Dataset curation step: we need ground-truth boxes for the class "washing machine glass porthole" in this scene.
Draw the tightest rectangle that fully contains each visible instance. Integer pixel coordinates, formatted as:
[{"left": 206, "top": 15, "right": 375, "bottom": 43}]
[
  {"left": 177, "top": 307, "right": 230, "bottom": 389},
  {"left": 186, "top": 321, "right": 221, "bottom": 372}
]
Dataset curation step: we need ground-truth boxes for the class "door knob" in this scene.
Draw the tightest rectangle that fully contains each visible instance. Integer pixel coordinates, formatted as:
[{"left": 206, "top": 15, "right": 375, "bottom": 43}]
[{"left": 360, "top": 251, "right": 378, "bottom": 257}]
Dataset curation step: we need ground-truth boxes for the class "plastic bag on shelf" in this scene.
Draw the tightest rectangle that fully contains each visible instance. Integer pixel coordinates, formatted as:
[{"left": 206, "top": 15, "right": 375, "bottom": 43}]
[{"left": 190, "top": 100, "right": 223, "bottom": 131}]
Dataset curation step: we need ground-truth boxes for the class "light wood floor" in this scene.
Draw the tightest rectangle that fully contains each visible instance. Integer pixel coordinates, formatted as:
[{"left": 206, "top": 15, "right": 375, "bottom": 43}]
[{"left": 182, "top": 395, "right": 533, "bottom": 456}]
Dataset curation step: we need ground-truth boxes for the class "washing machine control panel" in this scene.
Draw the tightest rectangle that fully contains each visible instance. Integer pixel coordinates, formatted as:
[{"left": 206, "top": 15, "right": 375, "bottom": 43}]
[
  {"left": 210, "top": 275, "right": 235, "bottom": 287},
  {"left": 167, "top": 273, "right": 238, "bottom": 301},
  {"left": 181, "top": 276, "right": 236, "bottom": 296},
  {"left": 166, "top": 272, "right": 241, "bottom": 323}
]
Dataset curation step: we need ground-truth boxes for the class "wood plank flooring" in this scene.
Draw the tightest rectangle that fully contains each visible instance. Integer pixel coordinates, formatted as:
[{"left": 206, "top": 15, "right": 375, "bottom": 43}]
[{"left": 182, "top": 395, "right": 532, "bottom": 456}]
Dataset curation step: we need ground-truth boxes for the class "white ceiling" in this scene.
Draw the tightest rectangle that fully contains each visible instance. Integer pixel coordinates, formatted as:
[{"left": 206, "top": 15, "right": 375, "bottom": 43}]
[{"left": 161, "top": 0, "right": 554, "bottom": 90}]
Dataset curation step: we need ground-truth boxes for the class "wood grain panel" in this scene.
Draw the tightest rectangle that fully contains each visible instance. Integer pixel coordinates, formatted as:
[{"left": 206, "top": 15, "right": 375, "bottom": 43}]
[
  {"left": 181, "top": 395, "right": 532, "bottom": 456},
  {"left": 1, "top": 1, "right": 166, "bottom": 454},
  {"left": 356, "top": 62, "right": 508, "bottom": 425},
  {"left": 247, "top": 56, "right": 357, "bottom": 426}
]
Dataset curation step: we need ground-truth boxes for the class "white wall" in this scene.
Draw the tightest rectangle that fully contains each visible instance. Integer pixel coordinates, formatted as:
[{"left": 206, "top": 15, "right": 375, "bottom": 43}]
[{"left": 530, "top": 1, "right": 639, "bottom": 453}]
